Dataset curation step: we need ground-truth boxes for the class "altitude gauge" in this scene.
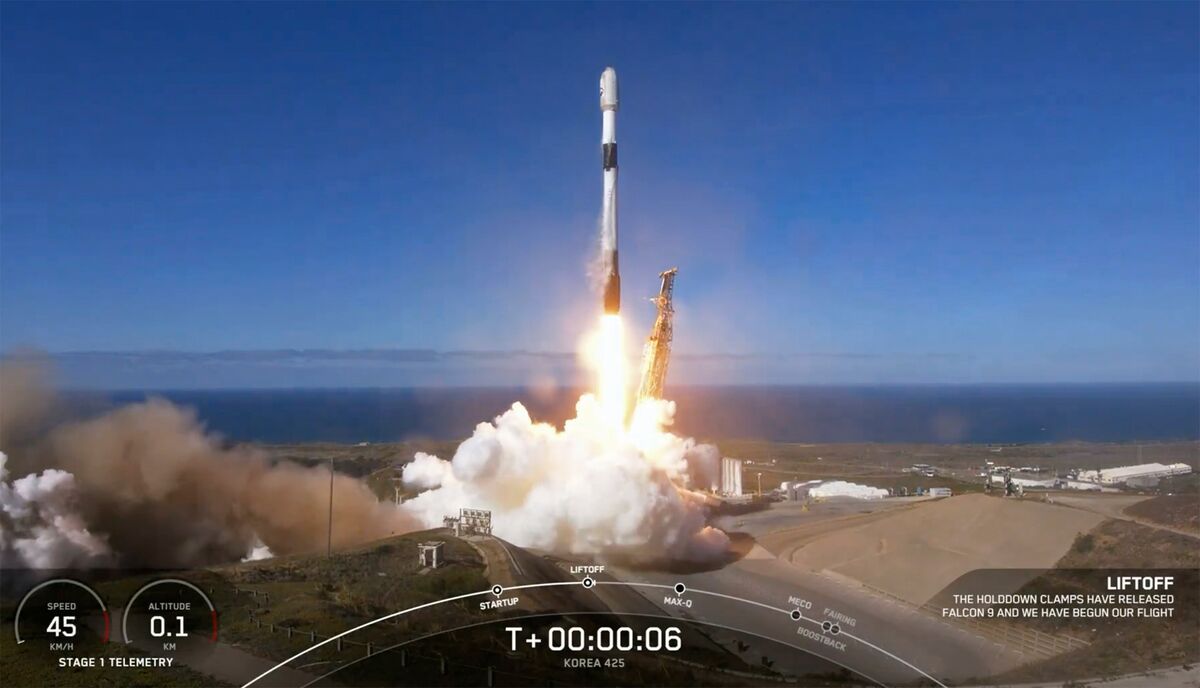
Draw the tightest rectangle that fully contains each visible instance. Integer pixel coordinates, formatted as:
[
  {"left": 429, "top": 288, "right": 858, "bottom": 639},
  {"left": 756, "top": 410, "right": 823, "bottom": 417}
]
[
  {"left": 121, "top": 579, "right": 217, "bottom": 661},
  {"left": 14, "top": 578, "right": 110, "bottom": 652}
]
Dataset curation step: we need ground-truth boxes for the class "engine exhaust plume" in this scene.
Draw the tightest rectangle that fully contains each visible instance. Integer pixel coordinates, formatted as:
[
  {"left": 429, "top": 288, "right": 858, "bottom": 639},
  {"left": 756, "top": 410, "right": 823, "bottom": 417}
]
[{"left": 400, "top": 394, "right": 729, "bottom": 564}]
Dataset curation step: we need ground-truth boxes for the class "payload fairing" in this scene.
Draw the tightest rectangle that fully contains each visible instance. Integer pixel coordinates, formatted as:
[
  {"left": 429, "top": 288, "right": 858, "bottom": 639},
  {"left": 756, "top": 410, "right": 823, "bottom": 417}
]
[{"left": 599, "top": 67, "right": 621, "bottom": 314}]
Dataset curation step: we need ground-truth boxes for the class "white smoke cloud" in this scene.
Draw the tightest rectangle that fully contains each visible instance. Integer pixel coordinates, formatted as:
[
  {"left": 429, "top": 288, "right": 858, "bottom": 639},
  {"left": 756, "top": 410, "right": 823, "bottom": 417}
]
[
  {"left": 681, "top": 443, "right": 722, "bottom": 492},
  {"left": 402, "top": 452, "right": 454, "bottom": 490},
  {"left": 0, "top": 361, "right": 418, "bottom": 571},
  {"left": 400, "top": 394, "right": 729, "bottom": 562},
  {"left": 241, "top": 539, "right": 274, "bottom": 562},
  {"left": 0, "top": 452, "right": 113, "bottom": 569}
]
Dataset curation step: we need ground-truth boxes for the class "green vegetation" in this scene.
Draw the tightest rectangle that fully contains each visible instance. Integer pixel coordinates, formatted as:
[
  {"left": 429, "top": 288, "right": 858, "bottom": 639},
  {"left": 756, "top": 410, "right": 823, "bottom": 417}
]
[
  {"left": 1125, "top": 494, "right": 1200, "bottom": 533},
  {"left": 259, "top": 438, "right": 1198, "bottom": 502},
  {"left": 214, "top": 530, "right": 489, "bottom": 672},
  {"left": 253, "top": 440, "right": 460, "bottom": 502},
  {"left": 994, "top": 520, "right": 1200, "bottom": 683},
  {"left": 1072, "top": 533, "right": 1095, "bottom": 554},
  {"left": 0, "top": 621, "right": 226, "bottom": 688},
  {"left": 208, "top": 530, "right": 778, "bottom": 687},
  {"left": 0, "top": 531, "right": 487, "bottom": 688}
]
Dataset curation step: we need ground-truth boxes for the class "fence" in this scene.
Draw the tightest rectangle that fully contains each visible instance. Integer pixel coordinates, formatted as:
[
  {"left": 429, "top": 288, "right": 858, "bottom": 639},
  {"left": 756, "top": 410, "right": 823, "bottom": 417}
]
[
  {"left": 917, "top": 604, "right": 1091, "bottom": 658},
  {"left": 227, "top": 586, "right": 570, "bottom": 686},
  {"left": 227, "top": 587, "right": 810, "bottom": 685}
]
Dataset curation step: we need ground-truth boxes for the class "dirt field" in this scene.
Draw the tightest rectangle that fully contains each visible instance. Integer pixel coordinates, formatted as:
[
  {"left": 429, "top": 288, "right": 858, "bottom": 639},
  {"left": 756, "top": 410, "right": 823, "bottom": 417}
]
[
  {"left": 772, "top": 493, "right": 1105, "bottom": 604},
  {"left": 1045, "top": 492, "right": 1150, "bottom": 519}
]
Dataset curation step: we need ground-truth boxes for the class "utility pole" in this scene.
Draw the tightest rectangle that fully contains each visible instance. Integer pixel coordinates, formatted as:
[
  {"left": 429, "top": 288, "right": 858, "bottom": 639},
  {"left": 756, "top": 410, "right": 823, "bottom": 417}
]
[
  {"left": 757, "top": 472, "right": 763, "bottom": 497},
  {"left": 327, "top": 457, "right": 334, "bottom": 557}
]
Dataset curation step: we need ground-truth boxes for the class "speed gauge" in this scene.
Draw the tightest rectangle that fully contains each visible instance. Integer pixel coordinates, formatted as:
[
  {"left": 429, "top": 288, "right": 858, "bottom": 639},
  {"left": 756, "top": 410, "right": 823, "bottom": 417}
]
[{"left": 14, "top": 578, "right": 110, "bottom": 651}]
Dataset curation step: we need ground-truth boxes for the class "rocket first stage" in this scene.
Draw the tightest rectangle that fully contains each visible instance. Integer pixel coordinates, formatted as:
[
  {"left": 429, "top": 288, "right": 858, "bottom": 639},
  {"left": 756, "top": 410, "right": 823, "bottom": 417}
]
[{"left": 599, "top": 67, "right": 621, "bottom": 314}]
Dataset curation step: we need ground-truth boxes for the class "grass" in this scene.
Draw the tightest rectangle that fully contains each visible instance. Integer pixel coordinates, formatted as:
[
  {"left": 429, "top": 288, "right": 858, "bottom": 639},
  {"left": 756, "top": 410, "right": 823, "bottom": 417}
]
[
  {"left": 0, "top": 620, "right": 226, "bottom": 688},
  {"left": 0, "top": 531, "right": 487, "bottom": 688},
  {"left": 991, "top": 519, "right": 1200, "bottom": 684},
  {"left": 213, "top": 530, "right": 490, "bottom": 671},
  {"left": 209, "top": 530, "right": 784, "bottom": 686},
  {"left": 259, "top": 438, "right": 1200, "bottom": 502},
  {"left": 1125, "top": 494, "right": 1200, "bottom": 533}
]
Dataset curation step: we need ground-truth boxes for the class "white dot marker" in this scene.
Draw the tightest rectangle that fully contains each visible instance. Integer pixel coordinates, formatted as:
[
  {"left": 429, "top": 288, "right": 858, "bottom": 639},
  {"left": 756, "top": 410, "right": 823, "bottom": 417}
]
[
  {"left": 491, "top": 584, "right": 503, "bottom": 597},
  {"left": 582, "top": 577, "right": 595, "bottom": 589}
]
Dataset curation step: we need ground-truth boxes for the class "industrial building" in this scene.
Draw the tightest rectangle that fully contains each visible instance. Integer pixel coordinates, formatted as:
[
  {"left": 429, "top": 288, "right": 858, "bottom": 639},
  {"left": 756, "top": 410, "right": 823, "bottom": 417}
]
[
  {"left": 719, "top": 457, "right": 744, "bottom": 497},
  {"left": 1007, "top": 476, "right": 1056, "bottom": 490},
  {"left": 1055, "top": 479, "right": 1103, "bottom": 492},
  {"left": 443, "top": 508, "right": 493, "bottom": 537},
  {"left": 783, "top": 480, "right": 822, "bottom": 501},
  {"left": 1075, "top": 462, "right": 1192, "bottom": 486},
  {"left": 782, "top": 480, "right": 888, "bottom": 500}
]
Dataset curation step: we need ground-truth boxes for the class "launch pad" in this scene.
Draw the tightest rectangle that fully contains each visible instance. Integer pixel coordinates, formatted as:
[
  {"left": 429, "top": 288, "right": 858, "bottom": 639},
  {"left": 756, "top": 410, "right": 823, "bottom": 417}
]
[{"left": 444, "top": 508, "right": 494, "bottom": 538}]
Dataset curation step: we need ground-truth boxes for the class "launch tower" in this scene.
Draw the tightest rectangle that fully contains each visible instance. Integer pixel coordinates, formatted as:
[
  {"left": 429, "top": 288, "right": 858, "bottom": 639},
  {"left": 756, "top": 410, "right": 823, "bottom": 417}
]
[{"left": 637, "top": 268, "right": 678, "bottom": 401}]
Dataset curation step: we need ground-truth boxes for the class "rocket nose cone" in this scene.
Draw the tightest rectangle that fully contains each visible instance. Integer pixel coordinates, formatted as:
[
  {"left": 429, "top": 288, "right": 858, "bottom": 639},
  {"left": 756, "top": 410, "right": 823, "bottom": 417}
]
[{"left": 600, "top": 67, "right": 618, "bottom": 111}]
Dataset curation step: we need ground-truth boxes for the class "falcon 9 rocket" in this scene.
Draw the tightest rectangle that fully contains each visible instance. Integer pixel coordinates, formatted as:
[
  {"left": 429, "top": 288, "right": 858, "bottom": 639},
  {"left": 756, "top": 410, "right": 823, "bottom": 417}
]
[{"left": 599, "top": 67, "right": 621, "bottom": 314}]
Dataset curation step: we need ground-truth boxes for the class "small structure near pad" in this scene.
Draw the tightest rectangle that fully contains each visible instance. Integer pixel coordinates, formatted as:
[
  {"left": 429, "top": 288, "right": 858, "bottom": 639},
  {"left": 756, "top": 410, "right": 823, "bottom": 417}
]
[{"left": 418, "top": 541, "right": 445, "bottom": 569}]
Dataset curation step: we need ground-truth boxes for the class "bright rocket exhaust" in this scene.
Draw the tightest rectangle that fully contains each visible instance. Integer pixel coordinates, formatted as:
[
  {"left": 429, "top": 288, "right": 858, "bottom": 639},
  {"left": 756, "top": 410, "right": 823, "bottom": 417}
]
[{"left": 600, "top": 67, "right": 621, "bottom": 314}]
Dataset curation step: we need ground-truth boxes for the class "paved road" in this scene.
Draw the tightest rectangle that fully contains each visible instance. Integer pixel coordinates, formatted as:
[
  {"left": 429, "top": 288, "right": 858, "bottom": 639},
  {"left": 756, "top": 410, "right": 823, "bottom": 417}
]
[
  {"left": 611, "top": 552, "right": 1024, "bottom": 686},
  {"left": 602, "top": 498, "right": 1031, "bottom": 683}
]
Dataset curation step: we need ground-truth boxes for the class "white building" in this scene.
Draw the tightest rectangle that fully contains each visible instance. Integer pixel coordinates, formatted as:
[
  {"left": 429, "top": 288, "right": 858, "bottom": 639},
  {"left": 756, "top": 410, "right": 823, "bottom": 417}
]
[
  {"left": 1076, "top": 463, "right": 1192, "bottom": 486},
  {"left": 810, "top": 481, "right": 889, "bottom": 500},
  {"left": 1011, "top": 477, "right": 1056, "bottom": 489},
  {"left": 785, "top": 480, "right": 822, "bottom": 501},
  {"left": 1056, "top": 479, "right": 1103, "bottom": 492}
]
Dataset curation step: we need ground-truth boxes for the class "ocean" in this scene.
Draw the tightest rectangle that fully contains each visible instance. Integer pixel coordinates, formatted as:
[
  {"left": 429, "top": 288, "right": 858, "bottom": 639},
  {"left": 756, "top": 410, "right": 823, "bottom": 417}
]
[{"left": 85, "top": 383, "right": 1200, "bottom": 445}]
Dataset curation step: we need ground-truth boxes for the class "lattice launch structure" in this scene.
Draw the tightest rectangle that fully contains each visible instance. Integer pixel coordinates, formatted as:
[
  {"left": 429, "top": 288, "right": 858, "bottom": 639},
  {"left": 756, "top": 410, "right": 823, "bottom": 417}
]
[{"left": 637, "top": 268, "right": 678, "bottom": 401}]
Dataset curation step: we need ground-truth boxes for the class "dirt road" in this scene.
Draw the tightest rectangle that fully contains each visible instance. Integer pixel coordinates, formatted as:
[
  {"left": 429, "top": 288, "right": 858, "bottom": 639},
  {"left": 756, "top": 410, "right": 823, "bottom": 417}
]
[{"left": 1049, "top": 493, "right": 1200, "bottom": 541}]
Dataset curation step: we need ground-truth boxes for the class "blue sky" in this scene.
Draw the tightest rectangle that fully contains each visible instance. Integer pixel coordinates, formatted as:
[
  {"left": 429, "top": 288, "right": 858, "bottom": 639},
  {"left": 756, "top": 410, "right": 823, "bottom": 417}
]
[{"left": 2, "top": 2, "right": 1197, "bottom": 386}]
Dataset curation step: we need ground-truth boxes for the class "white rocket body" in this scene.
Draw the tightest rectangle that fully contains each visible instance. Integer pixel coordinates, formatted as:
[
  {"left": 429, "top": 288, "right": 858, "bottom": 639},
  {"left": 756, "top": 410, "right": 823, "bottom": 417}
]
[{"left": 599, "top": 67, "right": 620, "bottom": 314}]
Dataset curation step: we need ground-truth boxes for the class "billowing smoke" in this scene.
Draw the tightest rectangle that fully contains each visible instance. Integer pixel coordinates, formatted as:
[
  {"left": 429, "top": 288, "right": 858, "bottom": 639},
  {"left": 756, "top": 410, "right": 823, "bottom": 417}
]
[
  {"left": 401, "top": 394, "right": 730, "bottom": 563},
  {"left": 0, "top": 362, "right": 416, "bottom": 571},
  {"left": 0, "top": 452, "right": 113, "bottom": 569}
]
